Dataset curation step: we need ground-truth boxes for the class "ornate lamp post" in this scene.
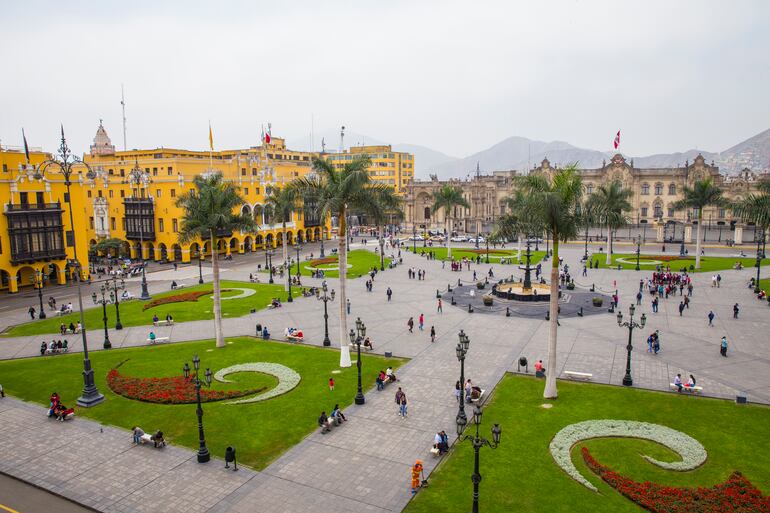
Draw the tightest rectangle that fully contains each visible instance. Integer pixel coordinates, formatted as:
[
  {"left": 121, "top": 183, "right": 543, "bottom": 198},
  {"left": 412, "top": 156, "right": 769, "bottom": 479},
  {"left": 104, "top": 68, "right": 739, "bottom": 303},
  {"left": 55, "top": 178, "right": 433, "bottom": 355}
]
[
  {"left": 295, "top": 242, "right": 302, "bottom": 275},
  {"left": 456, "top": 330, "right": 471, "bottom": 425},
  {"left": 30, "top": 270, "right": 47, "bottom": 319},
  {"left": 485, "top": 236, "right": 490, "bottom": 264},
  {"left": 127, "top": 160, "right": 152, "bottom": 300},
  {"left": 634, "top": 234, "right": 642, "bottom": 271},
  {"left": 348, "top": 317, "right": 366, "bottom": 405},
  {"left": 183, "top": 355, "right": 213, "bottom": 463},
  {"left": 413, "top": 224, "right": 417, "bottom": 253},
  {"left": 267, "top": 249, "right": 274, "bottom": 284},
  {"left": 315, "top": 283, "right": 335, "bottom": 346},
  {"left": 105, "top": 275, "right": 125, "bottom": 330},
  {"left": 320, "top": 229, "right": 325, "bottom": 258},
  {"left": 286, "top": 253, "right": 293, "bottom": 303},
  {"left": 754, "top": 232, "right": 764, "bottom": 293},
  {"left": 456, "top": 403, "right": 502, "bottom": 513},
  {"left": 617, "top": 304, "right": 646, "bottom": 386},
  {"left": 37, "top": 128, "right": 104, "bottom": 406},
  {"left": 198, "top": 253, "right": 204, "bottom": 284},
  {"left": 91, "top": 286, "right": 114, "bottom": 349}
]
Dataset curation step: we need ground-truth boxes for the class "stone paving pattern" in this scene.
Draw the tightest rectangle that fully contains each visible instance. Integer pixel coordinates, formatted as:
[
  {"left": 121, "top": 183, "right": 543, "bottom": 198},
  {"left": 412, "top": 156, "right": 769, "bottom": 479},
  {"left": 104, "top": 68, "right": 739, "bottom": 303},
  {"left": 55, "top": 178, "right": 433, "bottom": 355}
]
[{"left": 1, "top": 241, "right": 769, "bottom": 512}]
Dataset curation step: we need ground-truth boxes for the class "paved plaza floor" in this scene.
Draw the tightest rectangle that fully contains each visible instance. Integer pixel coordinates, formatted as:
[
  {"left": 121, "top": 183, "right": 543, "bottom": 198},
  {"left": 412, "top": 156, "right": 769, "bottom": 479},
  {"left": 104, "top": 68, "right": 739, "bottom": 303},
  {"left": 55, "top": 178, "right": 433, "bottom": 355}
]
[{"left": 1, "top": 241, "right": 768, "bottom": 512}]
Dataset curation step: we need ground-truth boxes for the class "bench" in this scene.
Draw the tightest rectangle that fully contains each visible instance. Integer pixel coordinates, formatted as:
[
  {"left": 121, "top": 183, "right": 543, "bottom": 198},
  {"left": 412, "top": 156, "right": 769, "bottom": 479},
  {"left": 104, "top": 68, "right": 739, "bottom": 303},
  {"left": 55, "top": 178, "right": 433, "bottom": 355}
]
[
  {"left": 286, "top": 334, "right": 304, "bottom": 342},
  {"left": 319, "top": 416, "right": 342, "bottom": 433},
  {"left": 139, "top": 433, "right": 167, "bottom": 447},
  {"left": 55, "top": 309, "right": 73, "bottom": 317},
  {"left": 564, "top": 371, "right": 593, "bottom": 380},
  {"left": 153, "top": 320, "right": 174, "bottom": 327},
  {"left": 45, "top": 348, "right": 69, "bottom": 355},
  {"left": 670, "top": 383, "right": 703, "bottom": 394},
  {"left": 348, "top": 343, "right": 372, "bottom": 352},
  {"left": 469, "top": 388, "right": 486, "bottom": 403},
  {"left": 147, "top": 336, "right": 170, "bottom": 344}
]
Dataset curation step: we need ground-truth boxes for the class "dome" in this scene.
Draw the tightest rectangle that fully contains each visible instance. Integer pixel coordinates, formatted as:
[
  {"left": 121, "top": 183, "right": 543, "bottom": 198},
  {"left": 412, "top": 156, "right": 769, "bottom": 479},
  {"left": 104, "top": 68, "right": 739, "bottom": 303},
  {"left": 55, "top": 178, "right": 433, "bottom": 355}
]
[{"left": 90, "top": 119, "right": 115, "bottom": 155}]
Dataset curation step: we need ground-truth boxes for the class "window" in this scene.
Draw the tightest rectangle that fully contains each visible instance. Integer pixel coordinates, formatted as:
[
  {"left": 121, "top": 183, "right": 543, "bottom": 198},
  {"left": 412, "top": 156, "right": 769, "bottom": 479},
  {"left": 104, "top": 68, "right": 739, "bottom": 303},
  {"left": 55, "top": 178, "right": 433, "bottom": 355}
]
[
  {"left": 171, "top": 189, "right": 176, "bottom": 198},
  {"left": 667, "top": 207, "right": 675, "bottom": 217},
  {"left": 167, "top": 168, "right": 172, "bottom": 176},
  {"left": 168, "top": 167, "right": 173, "bottom": 173},
  {"left": 255, "top": 187, "right": 260, "bottom": 195},
  {"left": 97, "top": 190, "right": 103, "bottom": 198},
  {"left": 641, "top": 207, "right": 648, "bottom": 217},
  {"left": 109, "top": 190, "right": 114, "bottom": 198},
  {"left": 586, "top": 184, "right": 594, "bottom": 195},
  {"left": 158, "top": 219, "right": 164, "bottom": 232},
  {"left": 173, "top": 219, "right": 178, "bottom": 232},
  {"left": 111, "top": 217, "right": 116, "bottom": 230},
  {"left": 36, "top": 192, "right": 44, "bottom": 204},
  {"left": 89, "top": 217, "right": 94, "bottom": 229},
  {"left": 252, "top": 168, "right": 257, "bottom": 176},
  {"left": 241, "top": 168, "right": 246, "bottom": 176},
  {"left": 654, "top": 204, "right": 663, "bottom": 217},
  {"left": 120, "top": 190, "right": 125, "bottom": 198},
  {"left": 654, "top": 183, "right": 663, "bottom": 195},
  {"left": 244, "top": 188, "right": 249, "bottom": 195},
  {"left": 120, "top": 169, "right": 125, "bottom": 177},
  {"left": 156, "top": 190, "right": 161, "bottom": 198},
  {"left": 152, "top": 168, "right": 158, "bottom": 176},
  {"left": 668, "top": 184, "right": 677, "bottom": 195},
  {"left": 641, "top": 184, "right": 650, "bottom": 195},
  {"left": 2, "top": 164, "right": 7, "bottom": 172},
  {"left": 718, "top": 208, "right": 726, "bottom": 219},
  {"left": 87, "top": 190, "right": 92, "bottom": 198}
]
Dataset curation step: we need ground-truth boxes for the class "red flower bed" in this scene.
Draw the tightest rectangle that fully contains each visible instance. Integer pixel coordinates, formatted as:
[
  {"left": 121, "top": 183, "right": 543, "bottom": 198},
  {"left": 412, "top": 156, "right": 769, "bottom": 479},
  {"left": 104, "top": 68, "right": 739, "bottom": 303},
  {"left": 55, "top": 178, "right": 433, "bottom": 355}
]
[
  {"left": 309, "top": 257, "right": 338, "bottom": 266},
  {"left": 107, "top": 368, "right": 264, "bottom": 404},
  {"left": 463, "top": 249, "right": 514, "bottom": 256},
  {"left": 650, "top": 255, "right": 694, "bottom": 262},
  {"left": 581, "top": 447, "right": 770, "bottom": 513},
  {"left": 142, "top": 289, "right": 231, "bottom": 311}
]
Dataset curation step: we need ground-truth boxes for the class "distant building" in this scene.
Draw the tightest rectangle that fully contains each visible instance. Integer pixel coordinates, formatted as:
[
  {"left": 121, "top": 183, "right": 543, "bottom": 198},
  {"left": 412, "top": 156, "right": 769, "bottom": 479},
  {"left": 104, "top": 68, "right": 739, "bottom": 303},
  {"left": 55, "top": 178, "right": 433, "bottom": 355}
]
[{"left": 323, "top": 145, "right": 415, "bottom": 194}]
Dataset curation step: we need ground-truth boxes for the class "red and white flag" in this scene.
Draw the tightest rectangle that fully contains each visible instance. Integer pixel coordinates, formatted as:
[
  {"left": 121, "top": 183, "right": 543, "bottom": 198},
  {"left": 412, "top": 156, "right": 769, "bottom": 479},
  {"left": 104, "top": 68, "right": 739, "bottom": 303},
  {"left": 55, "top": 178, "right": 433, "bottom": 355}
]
[{"left": 613, "top": 130, "right": 621, "bottom": 150}]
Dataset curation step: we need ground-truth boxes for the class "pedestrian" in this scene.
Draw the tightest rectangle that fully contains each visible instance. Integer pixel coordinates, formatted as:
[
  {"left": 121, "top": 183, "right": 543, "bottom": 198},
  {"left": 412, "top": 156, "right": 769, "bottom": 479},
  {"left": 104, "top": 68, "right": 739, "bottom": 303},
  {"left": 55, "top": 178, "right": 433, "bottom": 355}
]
[
  {"left": 636, "top": 291, "right": 642, "bottom": 305},
  {"left": 419, "top": 313, "right": 424, "bottom": 331},
  {"left": 720, "top": 336, "right": 728, "bottom": 357},
  {"left": 410, "top": 460, "right": 424, "bottom": 495},
  {"left": 437, "top": 298, "right": 442, "bottom": 313},
  {"left": 28, "top": 306, "right": 36, "bottom": 320},
  {"left": 582, "top": 266, "right": 587, "bottom": 277},
  {"left": 647, "top": 333, "right": 654, "bottom": 353},
  {"left": 454, "top": 380, "right": 461, "bottom": 403},
  {"left": 395, "top": 387, "right": 406, "bottom": 416},
  {"left": 346, "top": 298, "right": 351, "bottom": 314},
  {"left": 387, "top": 287, "right": 393, "bottom": 301},
  {"left": 399, "top": 392, "right": 408, "bottom": 417},
  {"left": 687, "top": 283, "right": 693, "bottom": 297},
  {"left": 473, "top": 270, "right": 477, "bottom": 281},
  {"left": 652, "top": 297, "right": 659, "bottom": 313},
  {"left": 173, "top": 262, "right": 178, "bottom": 271},
  {"left": 678, "top": 301, "right": 685, "bottom": 316},
  {"left": 430, "top": 325, "right": 436, "bottom": 343},
  {"left": 328, "top": 377, "right": 335, "bottom": 391},
  {"left": 733, "top": 303, "right": 739, "bottom": 319},
  {"left": 716, "top": 274, "right": 721, "bottom": 288},
  {"left": 407, "top": 317, "right": 414, "bottom": 333},
  {"left": 653, "top": 330, "right": 661, "bottom": 354},
  {"left": 684, "top": 295, "right": 690, "bottom": 309},
  {"left": 708, "top": 310, "right": 715, "bottom": 326},
  {"left": 0, "top": 383, "right": 4, "bottom": 398}
]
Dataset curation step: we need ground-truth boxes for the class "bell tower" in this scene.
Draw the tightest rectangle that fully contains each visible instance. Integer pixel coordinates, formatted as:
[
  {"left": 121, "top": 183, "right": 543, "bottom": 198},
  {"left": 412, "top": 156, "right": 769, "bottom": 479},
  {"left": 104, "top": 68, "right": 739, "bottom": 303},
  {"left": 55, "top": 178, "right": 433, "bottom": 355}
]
[{"left": 90, "top": 120, "right": 116, "bottom": 156}]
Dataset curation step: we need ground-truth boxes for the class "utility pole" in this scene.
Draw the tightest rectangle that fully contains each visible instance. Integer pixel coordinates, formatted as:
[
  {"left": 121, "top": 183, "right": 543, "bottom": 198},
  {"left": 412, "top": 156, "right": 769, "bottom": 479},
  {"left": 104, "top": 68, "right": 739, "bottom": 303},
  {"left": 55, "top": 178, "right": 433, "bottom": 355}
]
[{"left": 121, "top": 84, "right": 127, "bottom": 151}]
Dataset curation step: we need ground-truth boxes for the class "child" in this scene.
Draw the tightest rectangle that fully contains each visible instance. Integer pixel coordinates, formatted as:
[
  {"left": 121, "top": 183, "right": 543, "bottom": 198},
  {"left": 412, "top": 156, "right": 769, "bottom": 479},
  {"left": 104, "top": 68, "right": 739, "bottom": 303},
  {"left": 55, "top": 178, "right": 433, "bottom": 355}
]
[
  {"left": 411, "top": 460, "right": 424, "bottom": 495},
  {"left": 328, "top": 377, "right": 335, "bottom": 391}
]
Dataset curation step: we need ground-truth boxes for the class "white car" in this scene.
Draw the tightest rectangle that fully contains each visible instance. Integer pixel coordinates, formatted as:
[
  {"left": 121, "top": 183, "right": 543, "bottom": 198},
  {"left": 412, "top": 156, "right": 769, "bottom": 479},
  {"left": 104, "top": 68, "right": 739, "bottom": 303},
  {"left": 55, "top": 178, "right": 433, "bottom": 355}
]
[
  {"left": 408, "top": 235, "right": 424, "bottom": 241},
  {"left": 467, "top": 236, "right": 485, "bottom": 243},
  {"left": 450, "top": 236, "right": 467, "bottom": 242}
]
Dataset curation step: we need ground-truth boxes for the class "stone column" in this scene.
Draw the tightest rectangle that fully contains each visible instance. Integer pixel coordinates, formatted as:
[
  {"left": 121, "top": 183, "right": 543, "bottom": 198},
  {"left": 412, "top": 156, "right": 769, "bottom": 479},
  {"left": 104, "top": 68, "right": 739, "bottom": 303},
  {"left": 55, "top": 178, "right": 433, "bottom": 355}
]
[
  {"left": 153, "top": 247, "right": 162, "bottom": 261},
  {"left": 57, "top": 267, "right": 67, "bottom": 285},
  {"left": 181, "top": 248, "right": 191, "bottom": 263},
  {"left": 734, "top": 224, "right": 744, "bottom": 245},
  {"left": 656, "top": 221, "right": 665, "bottom": 243},
  {"left": 7, "top": 274, "right": 18, "bottom": 293},
  {"left": 684, "top": 223, "right": 693, "bottom": 244}
]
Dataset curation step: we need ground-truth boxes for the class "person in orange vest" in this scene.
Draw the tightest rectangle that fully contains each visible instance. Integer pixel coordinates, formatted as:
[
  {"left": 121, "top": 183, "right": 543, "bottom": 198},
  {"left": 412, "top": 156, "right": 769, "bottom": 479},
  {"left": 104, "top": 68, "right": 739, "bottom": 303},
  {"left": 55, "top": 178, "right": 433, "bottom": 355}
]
[{"left": 410, "top": 460, "right": 424, "bottom": 495}]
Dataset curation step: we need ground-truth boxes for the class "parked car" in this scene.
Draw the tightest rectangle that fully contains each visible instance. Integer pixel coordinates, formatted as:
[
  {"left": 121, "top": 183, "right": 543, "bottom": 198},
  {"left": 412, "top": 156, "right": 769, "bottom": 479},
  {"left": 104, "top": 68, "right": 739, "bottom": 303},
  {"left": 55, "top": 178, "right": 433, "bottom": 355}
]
[
  {"left": 526, "top": 237, "right": 543, "bottom": 243},
  {"left": 408, "top": 235, "right": 424, "bottom": 241},
  {"left": 430, "top": 235, "right": 445, "bottom": 242},
  {"left": 467, "top": 236, "right": 485, "bottom": 243},
  {"left": 450, "top": 236, "right": 467, "bottom": 242}
]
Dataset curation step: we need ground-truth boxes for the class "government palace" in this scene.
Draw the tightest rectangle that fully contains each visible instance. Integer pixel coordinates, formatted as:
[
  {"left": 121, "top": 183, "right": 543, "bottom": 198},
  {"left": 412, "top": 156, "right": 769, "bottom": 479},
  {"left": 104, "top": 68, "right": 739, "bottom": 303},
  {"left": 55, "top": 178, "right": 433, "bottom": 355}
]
[
  {"left": 0, "top": 122, "right": 413, "bottom": 294},
  {"left": 404, "top": 153, "right": 769, "bottom": 245}
]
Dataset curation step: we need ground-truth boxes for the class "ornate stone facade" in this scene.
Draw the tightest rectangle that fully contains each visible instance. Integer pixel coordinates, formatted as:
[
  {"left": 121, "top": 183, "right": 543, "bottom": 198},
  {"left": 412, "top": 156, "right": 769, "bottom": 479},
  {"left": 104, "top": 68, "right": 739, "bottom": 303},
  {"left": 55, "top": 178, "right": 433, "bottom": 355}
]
[{"left": 404, "top": 154, "right": 769, "bottom": 243}]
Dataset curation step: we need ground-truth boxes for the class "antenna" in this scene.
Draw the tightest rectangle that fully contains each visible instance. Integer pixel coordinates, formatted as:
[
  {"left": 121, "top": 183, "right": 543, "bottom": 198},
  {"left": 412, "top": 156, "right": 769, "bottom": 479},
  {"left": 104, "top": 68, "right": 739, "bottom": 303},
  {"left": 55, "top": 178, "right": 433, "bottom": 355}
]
[
  {"left": 121, "top": 84, "right": 127, "bottom": 151},
  {"left": 340, "top": 125, "right": 345, "bottom": 153},
  {"left": 311, "top": 113, "right": 314, "bottom": 152},
  {"left": 321, "top": 137, "right": 326, "bottom": 154}
]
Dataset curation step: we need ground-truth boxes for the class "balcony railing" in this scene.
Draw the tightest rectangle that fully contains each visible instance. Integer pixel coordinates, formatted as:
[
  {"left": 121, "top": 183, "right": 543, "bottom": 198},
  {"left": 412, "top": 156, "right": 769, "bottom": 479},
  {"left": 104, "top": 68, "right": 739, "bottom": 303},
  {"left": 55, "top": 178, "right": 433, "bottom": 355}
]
[{"left": 5, "top": 202, "right": 62, "bottom": 212}]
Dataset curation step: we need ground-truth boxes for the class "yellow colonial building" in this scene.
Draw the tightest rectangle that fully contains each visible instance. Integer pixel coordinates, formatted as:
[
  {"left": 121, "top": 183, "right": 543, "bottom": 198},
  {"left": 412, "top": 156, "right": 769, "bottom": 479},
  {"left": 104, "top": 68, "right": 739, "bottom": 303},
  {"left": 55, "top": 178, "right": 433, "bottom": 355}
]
[
  {"left": 0, "top": 122, "right": 331, "bottom": 293},
  {"left": 323, "top": 145, "right": 414, "bottom": 193}
]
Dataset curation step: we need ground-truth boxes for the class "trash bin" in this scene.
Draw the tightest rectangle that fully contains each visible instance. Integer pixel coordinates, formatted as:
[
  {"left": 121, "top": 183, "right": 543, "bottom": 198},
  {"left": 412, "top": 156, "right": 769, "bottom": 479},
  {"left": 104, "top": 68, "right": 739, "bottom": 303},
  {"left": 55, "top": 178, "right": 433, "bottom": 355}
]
[{"left": 224, "top": 446, "right": 238, "bottom": 470}]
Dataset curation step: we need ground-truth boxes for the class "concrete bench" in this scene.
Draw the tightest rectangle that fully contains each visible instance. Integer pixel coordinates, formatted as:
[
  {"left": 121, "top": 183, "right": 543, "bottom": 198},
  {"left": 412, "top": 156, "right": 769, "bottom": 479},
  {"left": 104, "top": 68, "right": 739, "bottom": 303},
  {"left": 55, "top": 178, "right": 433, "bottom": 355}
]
[
  {"left": 55, "top": 309, "right": 73, "bottom": 317},
  {"left": 139, "top": 433, "right": 166, "bottom": 447},
  {"left": 348, "top": 343, "right": 372, "bottom": 352},
  {"left": 469, "top": 388, "right": 486, "bottom": 403},
  {"left": 45, "top": 348, "right": 69, "bottom": 355},
  {"left": 319, "top": 416, "right": 342, "bottom": 434},
  {"left": 153, "top": 320, "right": 174, "bottom": 327},
  {"left": 670, "top": 383, "right": 703, "bottom": 394},
  {"left": 564, "top": 371, "right": 593, "bottom": 380},
  {"left": 148, "top": 336, "right": 170, "bottom": 345},
  {"left": 286, "top": 334, "right": 304, "bottom": 342}
]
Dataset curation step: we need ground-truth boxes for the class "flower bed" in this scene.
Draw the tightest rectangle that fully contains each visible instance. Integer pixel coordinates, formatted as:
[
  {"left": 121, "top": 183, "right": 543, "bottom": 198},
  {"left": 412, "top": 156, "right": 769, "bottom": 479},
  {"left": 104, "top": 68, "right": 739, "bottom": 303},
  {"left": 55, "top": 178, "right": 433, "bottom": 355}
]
[
  {"left": 142, "top": 289, "right": 231, "bottom": 311},
  {"left": 308, "top": 257, "right": 338, "bottom": 267},
  {"left": 464, "top": 249, "right": 514, "bottom": 256},
  {"left": 214, "top": 362, "right": 301, "bottom": 404},
  {"left": 107, "top": 368, "right": 264, "bottom": 404},
  {"left": 582, "top": 447, "right": 770, "bottom": 513}
]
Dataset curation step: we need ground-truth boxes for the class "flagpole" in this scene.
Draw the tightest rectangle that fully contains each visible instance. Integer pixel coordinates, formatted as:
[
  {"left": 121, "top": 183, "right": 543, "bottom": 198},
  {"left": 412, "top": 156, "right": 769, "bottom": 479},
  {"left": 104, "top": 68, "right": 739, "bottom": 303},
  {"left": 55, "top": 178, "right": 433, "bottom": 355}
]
[{"left": 208, "top": 121, "right": 214, "bottom": 171}]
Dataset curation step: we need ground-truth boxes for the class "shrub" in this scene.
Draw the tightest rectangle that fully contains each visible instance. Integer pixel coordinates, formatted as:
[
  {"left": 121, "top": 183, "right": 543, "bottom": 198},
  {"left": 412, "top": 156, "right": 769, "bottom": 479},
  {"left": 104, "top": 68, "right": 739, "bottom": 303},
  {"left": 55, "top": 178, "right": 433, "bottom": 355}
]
[
  {"left": 592, "top": 297, "right": 603, "bottom": 307},
  {"left": 483, "top": 295, "right": 493, "bottom": 306},
  {"left": 142, "top": 289, "right": 231, "bottom": 310},
  {"left": 476, "top": 281, "right": 485, "bottom": 289},
  {"left": 566, "top": 282, "right": 575, "bottom": 290}
]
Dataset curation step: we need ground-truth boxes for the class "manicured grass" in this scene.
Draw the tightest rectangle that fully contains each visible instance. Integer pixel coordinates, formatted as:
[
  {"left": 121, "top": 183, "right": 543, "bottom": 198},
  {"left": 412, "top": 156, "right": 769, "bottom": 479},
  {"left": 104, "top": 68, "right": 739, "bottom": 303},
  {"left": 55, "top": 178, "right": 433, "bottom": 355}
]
[
  {"left": 0, "top": 337, "right": 405, "bottom": 470},
  {"left": 589, "top": 252, "right": 764, "bottom": 272},
  {"left": 5, "top": 281, "right": 299, "bottom": 337},
  {"left": 277, "top": 249, "right": 389, "bottom": 278},
  {"left": 759, "top": 278, "right": 770, "bottom": 292},
  {"left": 407, "top": 246, "right": 545, "bottom": 264},
  {"left": 407, "top": 374, "right": 770, "bottom": 513}
]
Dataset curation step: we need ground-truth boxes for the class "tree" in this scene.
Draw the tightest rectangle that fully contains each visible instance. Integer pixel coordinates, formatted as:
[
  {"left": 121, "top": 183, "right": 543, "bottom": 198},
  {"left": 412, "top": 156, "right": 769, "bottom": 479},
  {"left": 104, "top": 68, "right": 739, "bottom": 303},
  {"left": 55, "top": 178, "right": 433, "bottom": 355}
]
[
  {"left": 176, "top": 172, "right": 256, "bottom": 348},
  {"left": 514, "top": 165, "right": 583, "bottom": 399},
  {"left": 289, "top": 155, "right": 392, "bottom": 367},
  {"left": 494, "top": 191, "right": 538, "bottom": 261},
  {"left": 265, "top": 187, "right": 301, "bottom": 292},
  {"left": 731, "top": 178, "right": 770, "bottom": 288},
  {"left": 577, "top": 197, "right": 599, "bottom": 261},
  {"left": 91, "top": 237, "right": 124, "bottom": 255},
  {"left": 430, "top": 185, "right": 470, "bottom": 259},
  {"left": 360, "top": 189, "right": 403, "bottom": 271},
  {"left": 673, "top": 178, "right": 726, "bottom": 269},
  {"left": 588, "top": 181, "right": 633, "bottom": 265}
]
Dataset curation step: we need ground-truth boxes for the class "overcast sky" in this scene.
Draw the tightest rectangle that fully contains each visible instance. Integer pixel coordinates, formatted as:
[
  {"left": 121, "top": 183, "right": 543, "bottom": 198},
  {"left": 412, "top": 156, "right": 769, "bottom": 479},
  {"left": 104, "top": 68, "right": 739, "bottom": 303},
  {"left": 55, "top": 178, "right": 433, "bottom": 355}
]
[{"left": 1, "top": 0, "right": 768, "bottom": 158}]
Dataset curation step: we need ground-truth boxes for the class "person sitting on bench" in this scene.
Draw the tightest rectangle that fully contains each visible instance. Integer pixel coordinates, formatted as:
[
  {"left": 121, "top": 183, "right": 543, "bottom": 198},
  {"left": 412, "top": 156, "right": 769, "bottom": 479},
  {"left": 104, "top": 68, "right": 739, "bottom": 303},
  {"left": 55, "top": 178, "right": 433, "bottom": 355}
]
[
  {"left": 534, "top": 360, "right": 545, "bottom": 377},
  {"left": 153, "top": 314, "right": 159, "bottom": 323},
  {"left": 68, "top": 322, "right": 76, "bottom": 333},
  {"left": 330, "top": 403, "right": 347, "bottom": 423},
  {"left": 49, "top": 341, "right": 57, "bottom": 354},
  {"left": 685, "top": 374, "right": 696, "bottom": 390},
  {"left": 385, "top": 366, "right": 397, "bottom": 382},
  {"left": 40, "top": 341, "right": 47, "bottom": 356},
  {"left": 152, "top": 430, "right": 166, "bottom": 447},
  {"left": 318, "top": 411, "right": 331, "bottom": 434},
  {"left": 363, "top": 337, "right": 373, "bottom": 350},
  {"left": 434, "top": 430, "right": 449, "bottom": 455},
  {"left": 149, "top": 331, "right": 157, "bottom": 343},
  {"left": 376, "top": 370, "right": 386, "bottom": 390},
  {"left": 270, "top": 298, "right": 282, "bottom": 308},
  {"left": 674, "top": 373, "right": 683, "bottom": 392},
  {"left": 165, "top": 314, "right": 173, "bottom": 323},
  {"left": 171, "top": 281, "right": 178, "bottom": 290}
]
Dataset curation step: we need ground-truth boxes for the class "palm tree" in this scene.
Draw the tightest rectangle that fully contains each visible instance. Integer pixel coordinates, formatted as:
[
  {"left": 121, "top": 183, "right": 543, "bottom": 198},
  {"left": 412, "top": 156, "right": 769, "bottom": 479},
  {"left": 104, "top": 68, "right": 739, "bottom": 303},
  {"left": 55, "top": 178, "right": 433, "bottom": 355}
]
[
  {"left": 515, "top": 165, "right": 583, "bottom": 399},
  {"left": 731, "top": 179, "right": 770, "bottom": 289},
  {"left": 494, "top": 191, "right": 536, "bottom": 261},
  {"left": 289, "top": 156, "right": 393, "bottom": 367},
  {"left": 589, "top": 181, "right": 633, "bottom": 265},
  {"left": 176, "top": 172, "right": 256, "bottom": 348},
  {"left": 265, "top": 187, "right": 301, "bottom": 292},
  {"left": 577, "top": 197, "right": 599, "bottom": 262},
  {"left": 673, "top": 178, "right": 726, "bottom": 269},
  {"left": 361, "top": 190, "right": 403, "bottom": 271},
  {"left": 430, "top": 185, "right": 470, "bottom": 259}
]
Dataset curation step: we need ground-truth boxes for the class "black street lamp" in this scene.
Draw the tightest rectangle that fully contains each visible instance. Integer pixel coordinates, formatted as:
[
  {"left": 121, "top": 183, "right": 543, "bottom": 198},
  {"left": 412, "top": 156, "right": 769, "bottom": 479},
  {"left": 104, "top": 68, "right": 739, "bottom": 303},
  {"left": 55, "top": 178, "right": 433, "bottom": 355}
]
[
  {"left": 128, "top": 159, "right": 152, "bottom": 301},
  {"left": 485, "top": 237, "right": 490, "bottom": 264},
  {"left": 91, "top": 286, "right": 114, "bottom": 349},
  {"left": 30, "top": 270, "right": 47, "bottom": 319},
  {"left": 286, "top": 253, "right": 293, "bottom": 303},
  {"left": 456, "top": 330, "right": 471, "bottom": 426},
  {"left": 617, "top": 304, "right": 646, "bottom": 386},
  {"left": 183, "top": 355, "right": 213, "bottom": 463},
  {"left": 320, "top": 230, "right": 325, "bottom": 258},
  {"left": 348, "top": 317, "right": 366, "bottom": 405},
  {"left": 315, "top": 283, "right": 335, "bottom": 346},
  {"left": 634, "top": 235, "right": 642, "bottom": 271},
  {"left": 413, "top": 225, "right": 417, "bottom": 253},
  {"left": 295, "top": 243, "right": 302, "bottom": 276},
  {"left": 37, "top": 127, "right": 104, "bottom": 407},
  {"left": 754, "top": 232, "right": 764, "bottom": 293},
  {"left": 105, "top": 275, "right": 125, "bottom": 330},
  {"left": 267, "top": 250, "right": 274, "bottom": 284},
  {"left": 198, "top": 254, "right": 204, "bottom": 284},
  {"left": 456, "top": 403, "right": 502, "bottom": 513}
]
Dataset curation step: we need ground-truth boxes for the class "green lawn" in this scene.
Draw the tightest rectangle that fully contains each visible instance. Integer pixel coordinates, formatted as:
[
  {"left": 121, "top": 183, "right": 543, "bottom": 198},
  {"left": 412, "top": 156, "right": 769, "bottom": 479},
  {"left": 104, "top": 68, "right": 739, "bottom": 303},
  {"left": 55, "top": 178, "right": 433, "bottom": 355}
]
[
  {"left": 0, "top": 337, "right": 405, "bottom": 469},
  {"left": 5, "top": 281, "right": 298, "bottom": 337},
  {"left": 406, "top": 246, "right": 545, "bottom": 264},
  {"left": 589, "top": 252, "right": 765, "bottom": 272},
  {"left": 407, "top": 374, "right": 770, "bottom": 513},
  {"left": 275, "top": 249, "right": 389, "bottom": 278}
]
